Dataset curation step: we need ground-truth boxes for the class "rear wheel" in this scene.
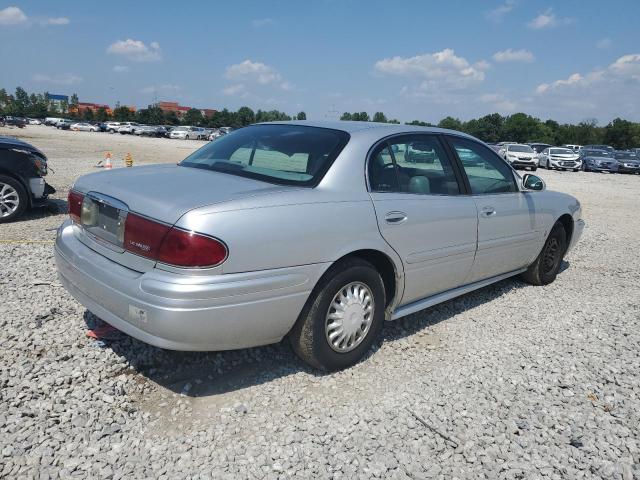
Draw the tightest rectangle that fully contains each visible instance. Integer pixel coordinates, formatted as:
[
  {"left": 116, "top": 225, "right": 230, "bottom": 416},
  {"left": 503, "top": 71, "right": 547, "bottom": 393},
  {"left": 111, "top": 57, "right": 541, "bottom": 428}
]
[
  {"left": 521, "top": 222, "right": 567, "bottom": 286},
  {"left": 0, "top": 175, "right": 28, "bottom": 223},
  {"left": 289, "top": 258, "right": 385, "bottom": 371}
]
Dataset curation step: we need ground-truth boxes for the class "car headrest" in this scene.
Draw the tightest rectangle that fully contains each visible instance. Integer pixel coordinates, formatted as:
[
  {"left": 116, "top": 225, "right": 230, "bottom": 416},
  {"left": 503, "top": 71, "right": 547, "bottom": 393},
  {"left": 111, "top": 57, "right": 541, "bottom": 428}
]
[{"left": 408, "top": 176, "right": 430, "bottom": 194}]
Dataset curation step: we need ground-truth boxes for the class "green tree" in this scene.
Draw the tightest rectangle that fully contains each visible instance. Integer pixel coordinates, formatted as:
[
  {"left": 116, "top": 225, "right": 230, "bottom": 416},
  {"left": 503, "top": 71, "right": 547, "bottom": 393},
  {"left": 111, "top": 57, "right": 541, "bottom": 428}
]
[
  {"left": 388, "top": 119, "right": 400, "bottom": 124},
  {"left": 95, "top": 107, "right": 110, "bottom": 122},
  {"left": 296, "top": 111, "right": 306, "bottom": 120},
  {"left": 112, "top": 105, "right": 134, "bottom": 121},
  {"left": 236, "top": 106, "right": 256, "bottom": 126},
  {"left": 164, "top": 111, "right": 180, "bottom": 125},
  {"left": 70, "top": 93, "right": 79, "bottom": 107},
  {"left": 183, "top": 108, "right": 204, "bottom": 126},
  {"left": 340, "top": 112, "right": 352, "bottom": 121},
  {"left": 502, "top": 113, "right": 544, "bottom": 143},
  {"left": 438, "top": 116, "right": 463, "bottom": 131},
  {"left": 604, "top": 118, "right": 635, "bottom": 149},
  {"left": 372, "top": 112, "right": 388, "bottom": 123},
  {"left": 405, "top": 120, "right": 432, "bottom": 126},
  {"left": 82, "top": 108, "right": 94, "bottom": 121},
  {"left": 13, "top": 87, "right": 30, "bottom": 116}
]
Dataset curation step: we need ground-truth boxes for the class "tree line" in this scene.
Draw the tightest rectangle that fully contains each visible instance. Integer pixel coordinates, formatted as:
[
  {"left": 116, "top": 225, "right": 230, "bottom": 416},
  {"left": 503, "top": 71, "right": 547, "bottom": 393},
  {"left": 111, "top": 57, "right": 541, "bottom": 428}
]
[
  {"left": 340, "top": 111, "right": 640, "bottom": 150},
  {"left": 1, "top": 87, "right": 638, "bottom": 148},
  {"left": 0, "top": 87, "right": 306, "bottom": 129}
]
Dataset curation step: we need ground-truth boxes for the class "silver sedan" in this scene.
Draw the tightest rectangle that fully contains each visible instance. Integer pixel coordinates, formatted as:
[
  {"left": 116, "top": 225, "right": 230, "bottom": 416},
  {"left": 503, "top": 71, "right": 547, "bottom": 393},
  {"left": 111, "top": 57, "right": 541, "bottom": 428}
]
[{"left": 55, "top": 121, "right": 584, "bottom": 370}]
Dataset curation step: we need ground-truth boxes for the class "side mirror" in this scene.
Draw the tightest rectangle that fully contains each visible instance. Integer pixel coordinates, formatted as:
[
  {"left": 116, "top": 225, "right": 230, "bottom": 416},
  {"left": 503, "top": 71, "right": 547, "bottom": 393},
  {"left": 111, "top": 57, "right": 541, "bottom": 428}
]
[{"left": 522, "top": 174, "right": 545, "bottom": 191}]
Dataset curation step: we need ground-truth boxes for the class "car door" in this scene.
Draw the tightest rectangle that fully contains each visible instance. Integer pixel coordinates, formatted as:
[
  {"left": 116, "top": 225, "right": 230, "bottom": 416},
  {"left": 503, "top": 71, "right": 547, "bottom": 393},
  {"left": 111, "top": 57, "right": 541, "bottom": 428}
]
[
  {"left": 446, "top": 135, "right": 541, "bottom": 282},
  {"left": 368, "top": 134, "right": 478, "bottom": 305}
]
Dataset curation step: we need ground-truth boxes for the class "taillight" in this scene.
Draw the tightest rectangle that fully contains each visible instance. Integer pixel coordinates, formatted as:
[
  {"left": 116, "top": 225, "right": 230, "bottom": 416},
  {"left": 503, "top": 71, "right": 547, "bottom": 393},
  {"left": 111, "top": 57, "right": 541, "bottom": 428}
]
[
  {"left": 157, "top": 228, "right": 227, "bottom": 267},
  {"left": 68, "top": 190, "right": 84, "bottom": 223},
  {"left": 123, "top": 213, "right": 227, "bottom": 268},
  {"left": 123, "top": 213, "right": 171, "bottom": 260}
]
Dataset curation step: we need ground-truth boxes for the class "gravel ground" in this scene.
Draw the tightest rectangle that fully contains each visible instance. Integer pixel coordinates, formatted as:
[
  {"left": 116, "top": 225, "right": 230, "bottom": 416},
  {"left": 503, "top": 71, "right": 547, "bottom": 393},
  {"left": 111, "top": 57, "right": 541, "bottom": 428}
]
[{"left": 1, "top": 125, "right": 639, "bottom": 479}]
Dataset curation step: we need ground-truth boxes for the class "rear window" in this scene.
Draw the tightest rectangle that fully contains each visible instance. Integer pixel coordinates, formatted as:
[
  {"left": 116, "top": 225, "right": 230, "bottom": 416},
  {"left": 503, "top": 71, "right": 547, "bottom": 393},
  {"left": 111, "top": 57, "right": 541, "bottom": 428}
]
[
  {"left": 508, "top": 145, "right": 534, "bottom": 153},
  {"left": 180, "top": 124, "right": 350, "bottom": 186}
]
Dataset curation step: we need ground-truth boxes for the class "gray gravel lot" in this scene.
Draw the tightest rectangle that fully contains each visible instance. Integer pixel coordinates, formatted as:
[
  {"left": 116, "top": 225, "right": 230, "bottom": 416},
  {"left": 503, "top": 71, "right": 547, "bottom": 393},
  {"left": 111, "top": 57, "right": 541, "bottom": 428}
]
[{"left": 1, "top": 125, "right": 639, "bottom": 479}]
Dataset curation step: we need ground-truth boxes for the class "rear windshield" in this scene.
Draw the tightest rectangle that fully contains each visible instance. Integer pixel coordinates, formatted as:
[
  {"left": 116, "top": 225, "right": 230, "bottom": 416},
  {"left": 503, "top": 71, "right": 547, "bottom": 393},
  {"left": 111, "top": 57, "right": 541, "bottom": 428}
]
[
  {"left": 508, "top": 145, "right": 534, "bottom": 153},
  {"left": 180, "top": 124, "right": 350, "bottom": 186},
  {"left": 550, "top": 148, "right": 574, "bottom": 155}
]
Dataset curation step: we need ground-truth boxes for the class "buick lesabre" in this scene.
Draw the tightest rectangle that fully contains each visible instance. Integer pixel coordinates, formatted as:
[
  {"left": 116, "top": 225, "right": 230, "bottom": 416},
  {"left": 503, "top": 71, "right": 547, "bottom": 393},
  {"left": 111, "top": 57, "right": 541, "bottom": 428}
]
[{"left": 55, "top": 121, "right": 584, "bottom": 370}]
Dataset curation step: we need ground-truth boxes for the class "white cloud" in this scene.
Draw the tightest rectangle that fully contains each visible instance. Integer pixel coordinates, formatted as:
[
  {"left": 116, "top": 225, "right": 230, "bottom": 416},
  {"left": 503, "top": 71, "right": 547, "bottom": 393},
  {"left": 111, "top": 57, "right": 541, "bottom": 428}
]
[
  {"left": 493, "top": 49, "right": 535, "bottom": 63},
  {"left": 0, "top": 6, "right": 70, "bottom": 26},
  {"left": 113, "top": 65, "right": 129, "bottom": 73},
  {"left": 224, "top": 60, "right": 292, "bottom": 92},
  {"left": 251, "top": 18, "right": 273, "bottom": 27},
  {"left": 533, "top": 54, "right": 640, "bottom": 121},
  {"left": 0, "top": 6, "right": 27, "bottom": 25},
  {"left": 140, "top": 84, "right": 181, "bottom": 94},
  {"left": 107, "top": 39, "right": 162, "bottom": 62},
  {"left": 596, "top": 37, "right": 612, "bottom": 49},
  {"left": 527, "top": 8, "right": 573, "bottom": 29},
  {"left": 32, "top": 73, "right": 83, "bottom": 85},
  {"left": 374, "top": 49, "right": 489, "bottom": 91},
  {"left": 45, "top": 17, "right": 69, "bottom": 25},
  {"left": 486, "top": 0, "right": 517, "bottom": 22},
  {"left": 222, "top": 84, "right": 247, "bottom": 96}
]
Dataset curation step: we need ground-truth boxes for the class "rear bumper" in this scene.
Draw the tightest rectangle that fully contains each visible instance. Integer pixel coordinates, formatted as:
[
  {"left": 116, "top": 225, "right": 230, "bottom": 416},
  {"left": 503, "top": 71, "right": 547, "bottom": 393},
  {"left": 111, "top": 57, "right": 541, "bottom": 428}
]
[{"left": 55, "top": 220, "right": 326, "bottom": 351}]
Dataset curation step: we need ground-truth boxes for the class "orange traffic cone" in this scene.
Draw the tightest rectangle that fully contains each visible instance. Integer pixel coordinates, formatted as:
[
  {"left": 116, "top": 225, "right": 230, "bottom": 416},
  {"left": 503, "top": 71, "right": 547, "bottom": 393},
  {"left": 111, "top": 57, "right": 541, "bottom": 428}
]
[{"left": 105, "top": 153, "right": 113, "bottom": 169}]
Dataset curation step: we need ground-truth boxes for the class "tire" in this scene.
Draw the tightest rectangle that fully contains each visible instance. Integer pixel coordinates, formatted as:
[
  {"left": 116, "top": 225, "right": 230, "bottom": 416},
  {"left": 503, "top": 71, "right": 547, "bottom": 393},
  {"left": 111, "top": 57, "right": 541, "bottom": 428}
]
[
  {"left": 531, "top": 167, "right": 537, "bottom": 171},
  {"left": 520, "top": 222, "right": 567, "bottom": 286},
  {"left": 573, "top": 169, "right": 579, "bottom": 172},
  {"left": 0, "top": 175, "right": 28, "bottom": 223},
  {"left": 289, "top": 258, "right": 385, "bottom": 371}
]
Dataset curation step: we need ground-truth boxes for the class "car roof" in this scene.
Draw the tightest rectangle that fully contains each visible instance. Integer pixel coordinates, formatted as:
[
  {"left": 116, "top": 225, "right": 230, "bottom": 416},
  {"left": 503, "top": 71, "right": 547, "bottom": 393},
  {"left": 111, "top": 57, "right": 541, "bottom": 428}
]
[{"left": 258, "top": 120, "right": 478, "bottom": 140}]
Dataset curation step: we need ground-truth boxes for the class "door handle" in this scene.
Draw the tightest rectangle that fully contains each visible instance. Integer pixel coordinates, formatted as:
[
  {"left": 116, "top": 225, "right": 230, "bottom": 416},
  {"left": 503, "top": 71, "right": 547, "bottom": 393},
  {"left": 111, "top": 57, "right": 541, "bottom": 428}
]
[
  {"left": 481, "top": 206, "right": 496, "bottom": 217},
  {"left": 385, "top": 211, "right": 408, "bottom": 224}
]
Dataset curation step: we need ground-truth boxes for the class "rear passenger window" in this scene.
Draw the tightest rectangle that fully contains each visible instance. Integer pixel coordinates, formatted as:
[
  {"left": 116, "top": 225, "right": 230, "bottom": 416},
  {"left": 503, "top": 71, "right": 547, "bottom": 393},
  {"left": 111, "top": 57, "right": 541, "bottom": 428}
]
[{"left": 382, "top": 135, "right": 461, "bottom": 195}]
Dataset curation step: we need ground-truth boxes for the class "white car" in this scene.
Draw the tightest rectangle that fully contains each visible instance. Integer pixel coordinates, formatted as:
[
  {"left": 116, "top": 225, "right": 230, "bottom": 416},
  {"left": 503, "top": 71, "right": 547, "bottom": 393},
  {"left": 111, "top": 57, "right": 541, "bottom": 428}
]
[
  {"left": 28, "top": 118, "right": 42, "bottom": 125},
  {"left": 499, "top": 144, "right": 538, "bottom": 171},
  {"left": 169, "top": 126, "right": 199, "bottom": 140},
  {"left": 105, "top": 122, "right": 121, "bottom": 133},
  {"left": 538, "top": 147, "right": 582, "bottom": 171},
  {"left": 70, "top": 122, "right": 99, "bottom": 132},
  {"left": 117, "top": 122, "right": 140, "bottom": 134},
  {"left": 563, "top": 144, "right": 583, "bottom": 152}
]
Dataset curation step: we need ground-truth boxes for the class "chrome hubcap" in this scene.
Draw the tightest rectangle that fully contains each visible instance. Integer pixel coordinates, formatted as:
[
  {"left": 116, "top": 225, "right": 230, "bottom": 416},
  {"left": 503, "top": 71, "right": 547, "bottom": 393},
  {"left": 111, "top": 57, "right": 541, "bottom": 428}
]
[
  {"left": 0, "top": 182, "right": 19, "bottom": 218},
  {"left": 325, "top": 282, "right": 374, "bottom": 353}
]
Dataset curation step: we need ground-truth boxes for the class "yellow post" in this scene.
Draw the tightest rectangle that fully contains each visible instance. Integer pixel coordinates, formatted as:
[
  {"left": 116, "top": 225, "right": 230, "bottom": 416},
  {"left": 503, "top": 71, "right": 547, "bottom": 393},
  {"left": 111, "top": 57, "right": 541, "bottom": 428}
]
[{"left": 125, "top": 153, "right": 133, "bottom": 167}]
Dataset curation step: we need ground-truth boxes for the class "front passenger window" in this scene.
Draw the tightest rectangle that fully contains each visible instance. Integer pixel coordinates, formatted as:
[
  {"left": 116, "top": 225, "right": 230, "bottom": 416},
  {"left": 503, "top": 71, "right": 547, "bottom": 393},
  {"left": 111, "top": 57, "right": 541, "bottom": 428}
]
[{"left": 448, "top": 137, "right": 517, "bottom": 194}]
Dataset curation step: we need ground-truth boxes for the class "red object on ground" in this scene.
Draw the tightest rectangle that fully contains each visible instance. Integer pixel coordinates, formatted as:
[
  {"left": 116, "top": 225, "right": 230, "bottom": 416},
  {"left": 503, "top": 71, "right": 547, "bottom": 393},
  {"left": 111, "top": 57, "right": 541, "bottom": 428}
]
[{"left": 86, "top": 324, "right": 119, "bottom": 340}]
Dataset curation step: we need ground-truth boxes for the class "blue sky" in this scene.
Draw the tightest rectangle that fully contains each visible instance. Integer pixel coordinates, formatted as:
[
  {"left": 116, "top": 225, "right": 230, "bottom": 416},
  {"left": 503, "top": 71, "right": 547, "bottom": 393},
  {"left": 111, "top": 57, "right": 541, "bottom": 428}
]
[{"left": 1, "top": 0, "right": 639, "bottom": 123}]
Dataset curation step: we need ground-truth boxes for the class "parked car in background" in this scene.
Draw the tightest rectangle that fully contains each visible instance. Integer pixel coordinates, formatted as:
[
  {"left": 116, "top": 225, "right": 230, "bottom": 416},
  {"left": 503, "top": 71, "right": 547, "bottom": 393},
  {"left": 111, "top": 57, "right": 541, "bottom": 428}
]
[
  {"left": 70, "top": 122, "right": 99, "bottom": 132},
  {"left": 579, "top": 149, "right": 618, "bottom": 172},
  {"left": 563, "top": 144, "right": 583, "bottom": 152},
  {"left": 1, "top": 116, "right": 27, "bottom": 128},
  {"left": 499, "top": 144, "right": 538, "bottom": 171},
  {"left": 28, "top": 118, "right": 42, "bottom": 125},
  {"left": 55, "top": 121, "right": 584, "bottom": 371},
  {"left": 169, "top": 126, "right": 199, "bottom": 140},
  {"left": 538, "top": 147, "right": 582, "bottom": 171},
  {"left": 528, "top": 143, "right": 552, "bottom": 154},
  {"left": 404, "top": 141, "right": 436, "bottom": 163},
  {"left": 45, "top": 117, "right": 63, "bottom": 126},
  {"left": 0, "top": 136, "right": 55, "bottom": 222},
  {"left": 208, "top": 129, "right": 225, "bottom": 141},
  {"left": 117, "top": 122, "right": 140, "bottom": 134},
  {"left": 55, "top": 119, "right": 73, "bottom": 130},
  {"left": 583, "top": 144, "right": 615, "bottom": 153},
  {"left": 104, "top": 122, "right": 121, "bottom": 133},
  {"left": 614, "top": 151, "right": 640, "bottom": 174}
]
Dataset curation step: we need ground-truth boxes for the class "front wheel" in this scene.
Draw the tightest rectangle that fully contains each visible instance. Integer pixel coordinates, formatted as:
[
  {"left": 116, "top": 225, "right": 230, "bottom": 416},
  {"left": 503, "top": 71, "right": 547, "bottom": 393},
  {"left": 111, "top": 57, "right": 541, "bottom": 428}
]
[
  {"left": 521, "top": 222, "right": 567, "bottom": 286},
  {"left": 289, "top": 258, "right": 385, "bottom": 371},
  {"left": 0, "top": 175, "right": 28, "bottom": 223}
]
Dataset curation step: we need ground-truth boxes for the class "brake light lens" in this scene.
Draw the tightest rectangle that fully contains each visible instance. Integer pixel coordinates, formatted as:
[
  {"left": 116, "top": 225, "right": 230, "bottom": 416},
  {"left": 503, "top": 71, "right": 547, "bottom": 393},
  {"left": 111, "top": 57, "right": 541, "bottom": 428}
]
[
  {"left": 123, "top": 213, "right": 170, "bottom": 260},
  {"left": 157, "top": 228, "right": 227, "bottom": 267},
  {"left": 68, "top": 190, "right": 84, "bottom": 223},
  {"left": 123, "top": 213, "right": 227, "bottom": 268}
]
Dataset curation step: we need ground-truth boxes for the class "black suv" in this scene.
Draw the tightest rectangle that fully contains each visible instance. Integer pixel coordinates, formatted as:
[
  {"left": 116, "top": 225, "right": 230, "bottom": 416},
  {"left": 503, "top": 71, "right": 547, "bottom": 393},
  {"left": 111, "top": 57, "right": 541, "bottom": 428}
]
[{"left": 0, "top": 136, "right": 55, "bottom": 222}]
